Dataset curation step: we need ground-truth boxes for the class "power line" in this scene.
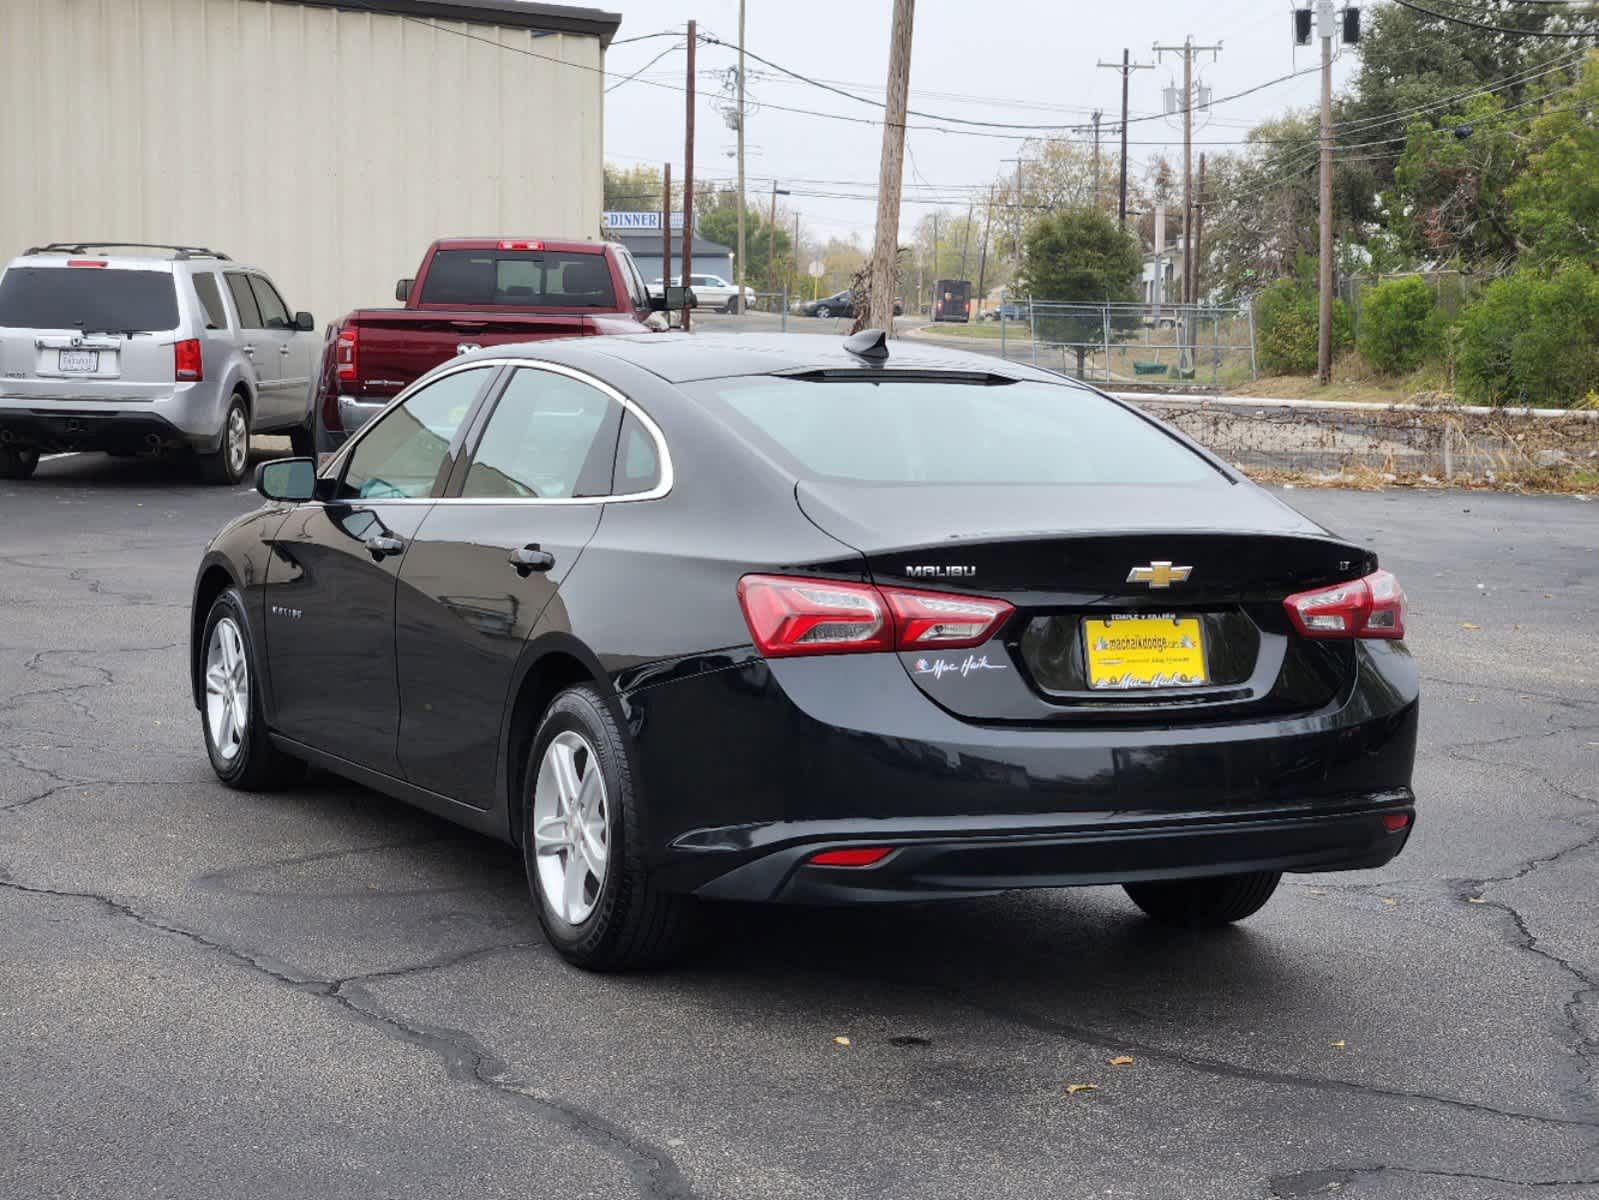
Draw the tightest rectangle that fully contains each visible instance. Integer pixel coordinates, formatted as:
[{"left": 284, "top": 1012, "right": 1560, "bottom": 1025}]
[{"left": 1388, "top": 0, "right": 1599, "bottom": 36}]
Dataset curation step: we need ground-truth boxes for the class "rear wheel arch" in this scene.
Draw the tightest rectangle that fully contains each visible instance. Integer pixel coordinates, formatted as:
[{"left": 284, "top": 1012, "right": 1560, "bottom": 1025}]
[
  {"left": 502, "top": 640, "right": 617, "bottom": 846},
  {"left": 191, "top": 562, "right": 241, "bottom": 707}
]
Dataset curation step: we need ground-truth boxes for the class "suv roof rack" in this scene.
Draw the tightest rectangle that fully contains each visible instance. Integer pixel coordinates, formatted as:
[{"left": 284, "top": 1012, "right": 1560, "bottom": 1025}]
[{"left": 24, "top": 242, "right": 232, "bottom": 262}]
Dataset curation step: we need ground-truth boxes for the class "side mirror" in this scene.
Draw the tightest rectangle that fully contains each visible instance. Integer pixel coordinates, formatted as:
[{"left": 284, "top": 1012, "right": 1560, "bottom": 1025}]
[
  {"left": 294, "top": 311, "right": 315, "bottom": 332},
  {"left": 649, "top": 285, "right": 696, "bottom": 313},
  {"left": 256, "top": 457, "right": 317, "bottom": 503},
  {"left": 395, "top": 278, "right": 414, "bottom": 303}
]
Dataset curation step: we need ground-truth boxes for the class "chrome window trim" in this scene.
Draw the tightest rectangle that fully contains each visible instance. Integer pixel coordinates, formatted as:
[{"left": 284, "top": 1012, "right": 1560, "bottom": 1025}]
[{"left": 321, "top": 356, "right": 674, "bottom": 505}]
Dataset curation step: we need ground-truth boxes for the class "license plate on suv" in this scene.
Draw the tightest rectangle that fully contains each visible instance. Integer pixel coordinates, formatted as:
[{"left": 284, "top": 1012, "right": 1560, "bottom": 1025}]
[
  {"left": 58, "top": 349, "right": 99, "bottom": 373},
  {"left": 1084, "top": 614, "right": 1208, "bottom": 689}
]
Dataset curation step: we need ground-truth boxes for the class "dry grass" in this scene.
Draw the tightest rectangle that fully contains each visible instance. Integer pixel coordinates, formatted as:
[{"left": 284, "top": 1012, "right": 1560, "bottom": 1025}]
[{"left": 1245, "top": 463, "right": 1597, "bottom": 495}]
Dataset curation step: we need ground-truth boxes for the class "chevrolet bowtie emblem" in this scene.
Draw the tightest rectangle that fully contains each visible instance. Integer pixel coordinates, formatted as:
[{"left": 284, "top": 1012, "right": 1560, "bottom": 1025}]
[{"left": 1127, "top": 561, "right": 1193, "bottom": 588}]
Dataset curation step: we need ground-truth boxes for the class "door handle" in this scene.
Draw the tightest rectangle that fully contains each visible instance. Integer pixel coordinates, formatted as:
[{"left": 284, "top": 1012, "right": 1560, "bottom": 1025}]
[
  {"left": 508, "top": 545, "right": 555, "bottom": 576},
  {"left": 279, "top": 345, "right": 292, "bottom": 354},
  {"left": 365, "top": 533, "right": 405, "bottom": 560}
]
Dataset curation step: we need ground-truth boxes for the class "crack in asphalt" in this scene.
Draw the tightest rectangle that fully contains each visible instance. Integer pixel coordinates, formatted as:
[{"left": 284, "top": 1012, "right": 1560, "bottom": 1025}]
[
  {"left": 0, "top": 874, "right": 700, "bottom": 1200},
  {"left": 1268, "top": 1163, "right": 1599, "bottom": 1197}
]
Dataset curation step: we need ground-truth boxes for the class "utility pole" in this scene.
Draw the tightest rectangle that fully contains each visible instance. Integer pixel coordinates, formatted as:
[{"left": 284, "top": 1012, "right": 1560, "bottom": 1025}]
[
  {"left": 958, "top": 202, "right": 973, "bottom": 279},
  {"left": 976, "top": 184, "right": 994, "bottom": 310},
  {"left": 1193, "top": 152, "right": 1206, "bottom": 304},
  {"left": 1316, "top": 0, "right": 1334, "bottom": 382},
  {"left": 768, "top": 180, "right": 789, "bottom": 293},
  {"left": 1091, "top": 110, "right": 1103, "bottom": 211},
  {"left": 661, "top": 162, "right": 672, "bottom": 324},
  {"left": 1153, "top": 35, "right": 1221, "bottom": 305},
  {"left": 1099, "top": 51, "right": 1154, "bottom": 230},
  {"left": 932, "top": 211, "right": 939, "bottom": 283},
  {"left": 867, "top": 0, "right": 915, "bottom": 333},
  {"left": 1001, "top": 156, "right": 1027, "bottom": 262},
  {"left": 681, "top": 19, "right": 696, "bottom": 333},
  {"left": 735, "top": 1, "right": 746, "bottom": 315}
]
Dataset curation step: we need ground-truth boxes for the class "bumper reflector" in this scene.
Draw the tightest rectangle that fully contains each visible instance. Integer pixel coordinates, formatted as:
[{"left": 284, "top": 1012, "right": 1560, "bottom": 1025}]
[
  {"left": 809, "top": 847, "right": 895, "bottom": 867},
  {"left": 1380, "top": 812, "right": 1411, "bottom": 833}
]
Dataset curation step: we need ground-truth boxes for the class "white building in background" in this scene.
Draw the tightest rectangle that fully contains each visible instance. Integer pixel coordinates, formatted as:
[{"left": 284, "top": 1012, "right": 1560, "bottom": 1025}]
[{"left": 0, "top": 0, "right": 619, "bottom": 326}]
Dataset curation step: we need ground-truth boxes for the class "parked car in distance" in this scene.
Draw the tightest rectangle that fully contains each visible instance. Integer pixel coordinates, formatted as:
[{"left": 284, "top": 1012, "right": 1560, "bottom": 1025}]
[
  {"left": 192, "top": 330, "right": 1417, "bottom": 971},
  {"left": 981, "top": 301, "right": 1028, "bottom": 322},
  {"left": 650, "top": 273, "right": 755, "bottom": 313},
  {"left": 799, "top": 291, "right": 903, "bottom": 319},
  {"left": 311, "top": 238, "right": 673, "bottom": 459},
  {"left": 0, "top": 243, "right": 318, "bottom": 483}
]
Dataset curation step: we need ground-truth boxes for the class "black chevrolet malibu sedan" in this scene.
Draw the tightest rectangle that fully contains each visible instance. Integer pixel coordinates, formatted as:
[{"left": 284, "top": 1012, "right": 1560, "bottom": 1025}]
[{"left": 190, "top": 331, "right": 1417, "bottom": 969}]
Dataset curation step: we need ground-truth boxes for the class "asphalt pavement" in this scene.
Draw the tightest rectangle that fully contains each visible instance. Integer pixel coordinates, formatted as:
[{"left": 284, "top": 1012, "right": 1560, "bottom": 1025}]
[{"left": 2, "top": 451, "right": 1597, "bottom": 1200}]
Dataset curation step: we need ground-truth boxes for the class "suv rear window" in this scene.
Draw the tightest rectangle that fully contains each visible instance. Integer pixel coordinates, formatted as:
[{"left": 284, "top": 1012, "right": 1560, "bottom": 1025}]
[
  {"left": 685, "top": 377, "right": 1220, "bottom": 486},
  {"left": 419, "top": 250, "right": 616, "bottom": 308},
  {"left": 0, "top": 266, "right": 179, "bottom": 332}
]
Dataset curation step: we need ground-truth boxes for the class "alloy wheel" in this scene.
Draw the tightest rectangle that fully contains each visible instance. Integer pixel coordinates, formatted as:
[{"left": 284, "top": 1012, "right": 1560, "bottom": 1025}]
[
  {"left": 204, "top": 617, "right": 250, "bottom": 762},
  {"left": 532, "top": 730, "right": 611, "bottom": 925},
  {"left": 226, "top": 405, "right": 248, "bottom": 478}
]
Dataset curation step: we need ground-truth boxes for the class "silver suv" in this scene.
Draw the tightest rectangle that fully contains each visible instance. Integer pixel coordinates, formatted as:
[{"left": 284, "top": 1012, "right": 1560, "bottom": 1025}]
[{"left": 0, "top": 243, "right": 320, "bottom": 483}]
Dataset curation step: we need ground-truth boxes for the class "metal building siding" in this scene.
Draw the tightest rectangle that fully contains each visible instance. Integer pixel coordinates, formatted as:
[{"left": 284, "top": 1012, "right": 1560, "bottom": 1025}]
[{"left": 0, "top": 0, "right": 605, "bottom": 326}]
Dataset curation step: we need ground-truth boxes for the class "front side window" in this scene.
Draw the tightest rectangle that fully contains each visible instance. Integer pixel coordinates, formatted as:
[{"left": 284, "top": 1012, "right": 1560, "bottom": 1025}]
[
  {"left": 418, "top": 250, "right": 617, "bottom": 308},
  {"left": 461, "top": 369, "right": 621, "bottom": 500},
  {"left": 249, "top": 276, "right": 291, "bottom": 329},
  {"left": 684, "top": 377, "right": 1222, "bottom": 486},
  {"left": 338, "top": 367, "right": 491, "bottom": 500},
  {"left": 0, "top": 267, "right": 178, "bottom": 332},
  {"left": 225, "top": 273, "right": 263, "bottom": 329}
]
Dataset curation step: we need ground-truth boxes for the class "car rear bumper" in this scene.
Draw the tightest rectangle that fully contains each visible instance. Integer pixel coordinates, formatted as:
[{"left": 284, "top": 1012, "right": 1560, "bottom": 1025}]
[
  {"left": 616, "top": 642, "right": 1419, "bottom": 902},
  {"left": 0, "top": 405, "right": 220, "bottom": 453}
]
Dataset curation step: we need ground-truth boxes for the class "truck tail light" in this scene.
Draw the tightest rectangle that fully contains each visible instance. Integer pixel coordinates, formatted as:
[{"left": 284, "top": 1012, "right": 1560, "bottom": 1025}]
[
  {"left": 498, "top": 240, "right": 545, "bottom": 251},
  {"left": 737, "top": 575, "right": 1013, "bottom": 658},
  {"left": 1284, "top": 568, "right": 1406, "bottom": 640},
  {"left": 173, "top": 338, "right": 203, "bottom": 382},
  {"left": 334, "top": 327, "right": 358, "bottom": 383}
]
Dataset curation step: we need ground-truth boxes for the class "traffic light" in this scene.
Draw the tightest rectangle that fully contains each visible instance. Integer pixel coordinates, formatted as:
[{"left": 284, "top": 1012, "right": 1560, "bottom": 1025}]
[
  {"left": 1293, "top": 8, "right": 1313, "bottom": 45},
  {"left": 1343, "top": 6, "right": 1361, "bottom": 44}
]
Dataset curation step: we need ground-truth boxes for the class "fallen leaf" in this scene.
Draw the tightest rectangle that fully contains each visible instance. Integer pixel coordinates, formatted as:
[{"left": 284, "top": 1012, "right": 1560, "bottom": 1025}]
[
  {"left": 1329, "top": 1040, "right": 1346, "bottom": 1049},
  {"left": 1065, "top": 1083, "right": 1098, "bottom": 1095},
  {"left": 1544, "top": 593, "right": 1555, "bottom": 600},
  {"left": 1109, "top": 1056, "right": 1134, "bottom": 1066},
  {"left": 1382, "top": 897, "right": 1399, "bottom": 907},
  {"left": 1465, "top": 697, "right": 1479, "bottom": 703},
  {"left": 1468, "top": 896, "right": 1485, "bottom": 904},
  {"left": 1306, "top": 887, "right": 1326, "bottom": 896},
  {"left": 832, "top": 1036, "right": 851, "bottom": 1047},
  {"left": 1462, "top": 623, "right": 1481, "bottom": 631}
]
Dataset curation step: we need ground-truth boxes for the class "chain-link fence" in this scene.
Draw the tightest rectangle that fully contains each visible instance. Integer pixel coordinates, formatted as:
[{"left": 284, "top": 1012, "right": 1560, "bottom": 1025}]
[
  {"left": 1341, "top": 270, "right": 1489, "bottom": 338},
  {"left": 983, "top": 302, "right": 1257, "bottom": 388}
]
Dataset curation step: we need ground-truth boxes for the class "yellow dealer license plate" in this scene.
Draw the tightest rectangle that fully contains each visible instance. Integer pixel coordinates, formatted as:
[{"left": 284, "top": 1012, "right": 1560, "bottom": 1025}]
[{"left": 1084, "top": 614, "right": 1208, "bottom": 690}]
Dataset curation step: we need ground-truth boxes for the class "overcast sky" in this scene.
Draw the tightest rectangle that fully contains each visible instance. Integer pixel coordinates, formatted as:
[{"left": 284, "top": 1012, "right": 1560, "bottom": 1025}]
[{"left": 599, "top": 0, "right": 1360, "bottom": 250}]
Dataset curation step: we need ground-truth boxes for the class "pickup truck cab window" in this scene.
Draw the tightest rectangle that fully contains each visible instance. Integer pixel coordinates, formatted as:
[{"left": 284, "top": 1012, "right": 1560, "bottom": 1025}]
[
  {"left": 419, "top": 250, "right": 617, "bottom": 309},
  {"left": 338, "top": 367, "right": 492, "bottom": 500}
]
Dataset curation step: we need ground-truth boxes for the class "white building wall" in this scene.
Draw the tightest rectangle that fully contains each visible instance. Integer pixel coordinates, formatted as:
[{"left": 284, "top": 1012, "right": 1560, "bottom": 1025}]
[{"left": 0, "top": 0, "right": 605, "bottom": 327}]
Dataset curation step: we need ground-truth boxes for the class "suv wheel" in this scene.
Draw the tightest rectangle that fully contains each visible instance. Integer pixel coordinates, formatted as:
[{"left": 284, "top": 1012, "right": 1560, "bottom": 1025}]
[
  {"left": 522, "top": 684, "right": 698, "bottom": 970},
  {"left": 200, "top": 394, "right": 251, "bottom": 485},
  {"left": 199, "top": 588, "right": 305, "bottom": 790},
  {"left": 0, "top": 446, "right": 40, "bottom": 480},
  {"left": 1124, "top": 871, "right": 1282, "bottom": 928}
]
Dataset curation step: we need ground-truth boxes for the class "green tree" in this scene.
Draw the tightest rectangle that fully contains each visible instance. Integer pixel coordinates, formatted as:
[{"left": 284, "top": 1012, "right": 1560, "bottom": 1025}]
[
  {"left": 603, "top": 163, "right": 664, "bottom": 212},
  {"left": 1508, "top": 53, "right": 1599, "bottom": 266},
  {"left": 1456, "top": 266, "right": 1599, "bottom": 405},
  {"left": 1254, "top": 260, "right": 1352, "bottom": 376},
  {"left": 1357, "top": 276, "right": 1442, "bottom": 375},
  {"left": 1020, "top": 206, "right": 1140, "bottom": 376},
  {"left": 695, "top": 186, "right": 793, "bottom": 292}
]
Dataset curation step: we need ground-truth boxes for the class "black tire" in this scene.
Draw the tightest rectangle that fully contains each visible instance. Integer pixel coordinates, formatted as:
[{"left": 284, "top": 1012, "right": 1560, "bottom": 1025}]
[
  {"left": 199, "top": 393, "right": 251, "bottom": 485},
  {"left": 521, "top": 684, "right": 698, "bottom": 970},
  {"left": 1124, "top": 871, "right": 1282, "bottom": 928},
  {"left": 0, "top": 446, "right": 40, "bottom": 480},
  {"left": 198, "top": 588, "right": 305, "bottom": 790},
  {"left": 288, "top": 418, "right": 315, "bottom": 458}
]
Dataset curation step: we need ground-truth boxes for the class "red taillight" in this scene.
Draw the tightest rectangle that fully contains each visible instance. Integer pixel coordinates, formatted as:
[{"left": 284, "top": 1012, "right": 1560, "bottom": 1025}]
[
  {"left": 67, "top": 259, "right": 108, "bottom": 268},
  {"left": 173, "top": 338, "right": 203, "bottom": 382},
  {"left": 335, "top": 327, "right": 358, "bottom": 383},
  {"left": 1283, "top": 569, "right": 1406, "bottom": 640},
  {"left": 810, "top": 847, "right": 894, "bottom": 867},
  {"left": 1381, "top": 812, "right": 1411, "bottom": 833},
  {"left": 736, "top": 575, "right": 1013, "bottom": 658},
  {"left": 498, "top": 240, "right": 545, "bottom": 251}
]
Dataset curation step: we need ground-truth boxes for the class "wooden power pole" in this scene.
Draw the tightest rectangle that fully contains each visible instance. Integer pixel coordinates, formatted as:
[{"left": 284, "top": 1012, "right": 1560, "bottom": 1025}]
[
  {"left": 681, "top": 19, "right": 696, "bottom": 333},
  {"left": 1317, "top": 0, "right": 1334, "bottom": 382},
  {"left": 867, "top": 0, "right": 915, "bottom": 333},
  {"left": 735, "top": 1, "right": 746, "bottom": 315},
  {"left": 1193, "top": 152, "right": 1206, "bottom": 303},
  {"left": 1091, "top": 110, "right": 1103, "bottom": 211},
  {"left": 661, "top": 162, "right": 672, "bottom": 324},
  {"left": 1098, "top": 50, "right": 1153, "bottom": 230}
]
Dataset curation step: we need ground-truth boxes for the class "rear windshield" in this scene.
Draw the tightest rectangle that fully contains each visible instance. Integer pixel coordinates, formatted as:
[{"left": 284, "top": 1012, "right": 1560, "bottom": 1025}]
[
  {"left": 418, "top": 250, "right": 616, "bottom": 308},
  {"left": 0, "top": 266, "right": 179, "bottom": 332},
  {"left": 685, "top": 376, "right": 1220, "bottom": 485}
]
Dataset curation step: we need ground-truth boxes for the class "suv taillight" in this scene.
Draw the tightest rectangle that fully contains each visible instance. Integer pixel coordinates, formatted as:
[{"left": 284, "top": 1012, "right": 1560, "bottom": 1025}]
[
  {"left": 737, "top": 575, "right": 1013, "bottom": 658},
  {"left": 1283, "top": 569, "right": 1406, "bottom": 640},
  {"left": 173, "top": 338, "right": 203, "bottom": 382},
  {"left": 335, "top": 328, "right": 358, "bottom": 383}
]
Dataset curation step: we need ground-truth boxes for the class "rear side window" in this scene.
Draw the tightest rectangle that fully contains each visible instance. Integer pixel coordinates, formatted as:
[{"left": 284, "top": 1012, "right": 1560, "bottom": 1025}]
[
  {"left": 419, "top": 250, "right": 616, "bottom": 308},
  {"left": 612, "top": 410, "right": 661, "bottom": 495},
  {"left": 0, "top": 267, "right": 179, "bottom": 332},
  {"left": 191, "top": 273, "right": 229, "bottom": 329},
  {"left": 462, "top": 369, "right": 621, "bottom": 499},
  {"left": 685, "top": 377, "right": 1219, "bottom": 486},
  {"left": 225, "top": 273, "right": 263, "bottom": 329}
]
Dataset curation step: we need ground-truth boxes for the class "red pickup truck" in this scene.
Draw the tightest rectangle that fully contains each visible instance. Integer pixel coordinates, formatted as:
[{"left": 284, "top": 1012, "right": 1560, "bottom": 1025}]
[{"left": 311, "top": 238, "right": 670, "bottom": 455}]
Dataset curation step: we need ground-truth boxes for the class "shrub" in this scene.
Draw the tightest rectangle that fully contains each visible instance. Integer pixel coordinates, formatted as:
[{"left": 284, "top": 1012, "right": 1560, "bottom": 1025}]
[
  {"left": 1358, "top": 276, "right": 1443, "bottom": 374},
  {"left": 1254, "top": 268, "right": 1352, "bottom": 376},
  {"left": 1456, "top": 266, "right": 1599, "bottom": 406}
]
